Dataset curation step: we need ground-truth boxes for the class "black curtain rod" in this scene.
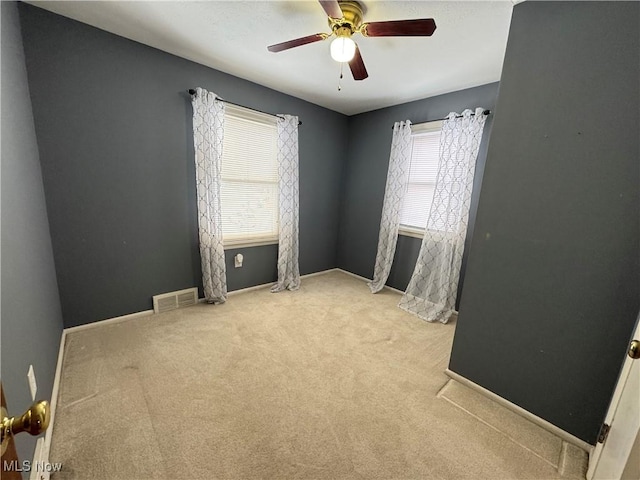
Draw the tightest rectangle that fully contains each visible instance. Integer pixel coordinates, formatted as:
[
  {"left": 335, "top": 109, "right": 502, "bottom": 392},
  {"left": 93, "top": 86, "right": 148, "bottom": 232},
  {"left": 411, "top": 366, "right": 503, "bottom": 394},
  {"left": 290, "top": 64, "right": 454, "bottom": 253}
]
[
  {"left": 392, "top": 109, "right": 492, "bottom": 130},
  {"left": 188, "top": 89, "right": 302, "bottom": 126}
]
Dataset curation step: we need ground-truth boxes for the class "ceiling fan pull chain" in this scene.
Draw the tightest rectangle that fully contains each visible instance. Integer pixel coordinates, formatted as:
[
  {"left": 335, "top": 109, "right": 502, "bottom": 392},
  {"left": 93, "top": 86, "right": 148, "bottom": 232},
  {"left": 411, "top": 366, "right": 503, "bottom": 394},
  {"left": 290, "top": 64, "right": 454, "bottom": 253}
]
[{"left": 338, "top": 62, "right": 344, "bottom": 91}]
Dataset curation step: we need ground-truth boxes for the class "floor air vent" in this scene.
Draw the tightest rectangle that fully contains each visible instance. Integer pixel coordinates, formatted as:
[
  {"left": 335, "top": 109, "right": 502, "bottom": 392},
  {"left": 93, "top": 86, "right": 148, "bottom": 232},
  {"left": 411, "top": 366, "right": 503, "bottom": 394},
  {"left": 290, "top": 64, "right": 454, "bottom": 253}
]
[{"left": 153, "top": 288, "right": 198, "bottom": 314}]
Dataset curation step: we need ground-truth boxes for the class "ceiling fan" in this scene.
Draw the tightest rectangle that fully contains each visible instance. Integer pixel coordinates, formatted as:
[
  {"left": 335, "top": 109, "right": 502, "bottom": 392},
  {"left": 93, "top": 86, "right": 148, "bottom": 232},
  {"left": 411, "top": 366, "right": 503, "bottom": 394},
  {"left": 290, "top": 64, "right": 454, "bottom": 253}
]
[{"left": 267, "top": 0, "right": 436, "bottom": 81}]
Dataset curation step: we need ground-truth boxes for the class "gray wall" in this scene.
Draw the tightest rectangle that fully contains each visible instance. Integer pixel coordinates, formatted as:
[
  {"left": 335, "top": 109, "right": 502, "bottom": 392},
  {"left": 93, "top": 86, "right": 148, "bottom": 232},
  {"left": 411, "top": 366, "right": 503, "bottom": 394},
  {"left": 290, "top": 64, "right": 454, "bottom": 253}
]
[
  {"left": 18, "top": 3, "right": 348, "bottom": 328},
  {"left": 337, "top": 83, "right": 499, "bottom": 303},
  {"left": 1, "top": 1, "right": 65, "bottom": 467},
  {"left": 449, "top": 1, "right": 639, "bottom": 445}
]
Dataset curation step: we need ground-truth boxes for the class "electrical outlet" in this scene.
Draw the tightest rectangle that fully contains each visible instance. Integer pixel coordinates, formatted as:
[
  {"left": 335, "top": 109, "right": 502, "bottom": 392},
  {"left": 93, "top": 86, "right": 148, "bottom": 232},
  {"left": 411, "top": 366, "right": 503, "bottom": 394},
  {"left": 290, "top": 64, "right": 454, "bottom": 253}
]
[{"left": 27, "top": 364, "right": 37, "bottom": 400}]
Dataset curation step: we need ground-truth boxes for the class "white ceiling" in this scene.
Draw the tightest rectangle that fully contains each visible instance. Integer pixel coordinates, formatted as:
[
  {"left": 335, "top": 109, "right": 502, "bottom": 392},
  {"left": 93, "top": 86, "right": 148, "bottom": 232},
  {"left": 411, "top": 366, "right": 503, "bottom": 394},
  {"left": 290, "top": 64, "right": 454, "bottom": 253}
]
[{"left": 28, "top": 1, "right": 514, "bottom": 115}]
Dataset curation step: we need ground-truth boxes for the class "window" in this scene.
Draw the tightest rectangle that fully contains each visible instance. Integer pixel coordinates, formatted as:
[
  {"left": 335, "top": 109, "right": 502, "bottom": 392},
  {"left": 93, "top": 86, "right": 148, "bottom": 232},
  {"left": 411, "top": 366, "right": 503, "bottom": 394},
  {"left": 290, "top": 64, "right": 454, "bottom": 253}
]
[
  {"left": 220, "top": 104, "right": 279, "bottom": 248},
  {"left": 399, "top": 120, "right": 443, "bottom": 238}
]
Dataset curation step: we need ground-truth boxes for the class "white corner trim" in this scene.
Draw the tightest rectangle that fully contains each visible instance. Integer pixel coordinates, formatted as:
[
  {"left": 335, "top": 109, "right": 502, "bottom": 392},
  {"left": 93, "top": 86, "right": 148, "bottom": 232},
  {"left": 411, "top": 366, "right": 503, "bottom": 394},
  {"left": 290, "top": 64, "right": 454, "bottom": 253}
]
[
  {"left": 445, "top": 369, "right": 593, "bottom": 453},
  {"left": 335, "top": 268, "right": 405, "bottom": 295},
  {"left": 42, "top": 329, "right": 66, "bottom": 468}
]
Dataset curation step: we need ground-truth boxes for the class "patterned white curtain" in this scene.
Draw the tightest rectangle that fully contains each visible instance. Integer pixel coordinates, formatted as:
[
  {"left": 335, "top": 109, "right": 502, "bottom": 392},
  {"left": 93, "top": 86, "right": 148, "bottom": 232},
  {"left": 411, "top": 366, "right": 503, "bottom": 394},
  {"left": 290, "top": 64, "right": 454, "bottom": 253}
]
[
  {"left": 368, "top": 121, "right": 413, "bottom": 293},
  {"left": 191, "top": 87, "right": 227, "bottom": 303},
  {"left": 399, "top": 108, "right": 487, "bottom": 323},
  {"left": 271, "top": 115, "right": 300, "bottom": 292}
]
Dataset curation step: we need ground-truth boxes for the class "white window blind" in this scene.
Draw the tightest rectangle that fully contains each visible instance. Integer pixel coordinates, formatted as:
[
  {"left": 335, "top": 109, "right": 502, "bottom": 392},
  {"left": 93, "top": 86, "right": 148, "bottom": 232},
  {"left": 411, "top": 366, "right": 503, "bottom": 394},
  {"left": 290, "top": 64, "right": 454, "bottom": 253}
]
[
  {"left": 400, "top": 121, "right": 443, "bottom": 234},
  {"left": 221, "top": 105, "right": 278, "bottom": 246}
]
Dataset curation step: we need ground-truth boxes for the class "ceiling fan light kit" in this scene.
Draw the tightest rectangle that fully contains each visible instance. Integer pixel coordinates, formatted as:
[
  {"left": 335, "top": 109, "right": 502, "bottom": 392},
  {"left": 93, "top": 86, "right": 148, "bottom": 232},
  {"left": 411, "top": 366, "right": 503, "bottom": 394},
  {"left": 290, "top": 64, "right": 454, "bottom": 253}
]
[
  {"left": 330, "top": 30, "right": 356, "bottom": 62},
  {"left": 267, "top": 0, "right": 436, "bottom": 83}
]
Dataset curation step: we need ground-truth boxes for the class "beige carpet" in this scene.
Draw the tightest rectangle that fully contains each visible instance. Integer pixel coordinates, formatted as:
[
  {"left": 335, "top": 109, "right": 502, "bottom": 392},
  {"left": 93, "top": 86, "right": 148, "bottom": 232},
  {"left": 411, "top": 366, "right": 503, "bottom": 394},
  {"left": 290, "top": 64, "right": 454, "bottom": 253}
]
[{"left": 50, "top": 271, "right": 587, "bottom": 479}]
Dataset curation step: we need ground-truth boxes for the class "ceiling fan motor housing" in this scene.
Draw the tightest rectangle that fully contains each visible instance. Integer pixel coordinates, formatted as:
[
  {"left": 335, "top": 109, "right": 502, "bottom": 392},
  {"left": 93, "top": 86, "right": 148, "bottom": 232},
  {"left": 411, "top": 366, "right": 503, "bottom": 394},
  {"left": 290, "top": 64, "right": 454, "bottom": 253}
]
[{"left": 329, "top": 1, "right": 364, "bottom": 35}]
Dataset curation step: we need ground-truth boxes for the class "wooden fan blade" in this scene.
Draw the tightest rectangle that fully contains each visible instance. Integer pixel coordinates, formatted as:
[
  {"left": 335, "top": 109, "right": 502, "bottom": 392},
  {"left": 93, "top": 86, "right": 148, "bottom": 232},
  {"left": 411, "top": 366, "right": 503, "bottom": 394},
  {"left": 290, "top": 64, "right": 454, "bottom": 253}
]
[
  {"left": 362, "top": 18, "right": 436, "bottom": 37},
  {"left": 319, "top": 0, "right": 343, "bottom": 19},
  {"left": 349, "top": 45, "right": 368, "bottom": 81},
  {"left": 267, "top": 33, "right": 328, "bottom": 53}
]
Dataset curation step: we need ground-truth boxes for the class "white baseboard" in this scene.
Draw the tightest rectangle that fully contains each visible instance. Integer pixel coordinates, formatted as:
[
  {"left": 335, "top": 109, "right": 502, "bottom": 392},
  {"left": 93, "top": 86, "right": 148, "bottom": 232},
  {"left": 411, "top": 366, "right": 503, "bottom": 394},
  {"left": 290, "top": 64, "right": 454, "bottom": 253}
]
[
  {"left": 445, "top": 368, "right": 592, "bottom": 453},
  {"left": 67, "top": 269, "right": 346, "bottom": 330},
  {"left": 29, "top": 437, "right": 48, "bottom": 480},
  {"left": 64, "top": 309, "right": 154, "bottom": 335},
  {"left": 384, "top": 284, "right": 405, "bottom": 295},
  {"left": 335, "top": 268, "right": 371, "bottom": 283},
  {"left": 67, "top": 269, "right": 339, "bottom": 330},
  {"left": 199, "top": 268, "right": 341, "bottom": 301},
  {"left": 226, "top": 282, "right": 271, "bottom": 297},
  {"left": 41, "top": 328, "right": 66, "bottom": 471},
  {"left": 335, "top": 268, "right": 405, "bottom": 295},
  {"left": 301, "top": 268, "right": 340, "bottom": 279}
]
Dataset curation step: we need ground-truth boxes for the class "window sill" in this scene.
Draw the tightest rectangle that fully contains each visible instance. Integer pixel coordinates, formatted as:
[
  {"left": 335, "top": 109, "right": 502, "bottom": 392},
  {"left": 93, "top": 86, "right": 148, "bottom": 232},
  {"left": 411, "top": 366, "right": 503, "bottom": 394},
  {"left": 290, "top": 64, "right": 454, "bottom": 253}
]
[
  {"left": 398, "top": 227, "right": 458, "bottom": 242},
  {"left": 398, "top": 227, "right": 424, "bottom": 239},
  {"left": 223, "top": 237, "right": 279, "bottom": 250}
]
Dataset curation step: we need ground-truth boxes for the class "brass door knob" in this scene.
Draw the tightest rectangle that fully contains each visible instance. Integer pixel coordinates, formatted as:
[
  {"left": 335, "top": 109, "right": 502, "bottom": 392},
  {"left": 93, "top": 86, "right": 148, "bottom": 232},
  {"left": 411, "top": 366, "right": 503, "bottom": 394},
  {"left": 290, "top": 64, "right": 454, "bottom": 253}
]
[
  {"left": 0, "top": 400, "right": 50, "bottom": 455},
  {"left": 629, "top": 340, "right": 640, "bottom": 359}
]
